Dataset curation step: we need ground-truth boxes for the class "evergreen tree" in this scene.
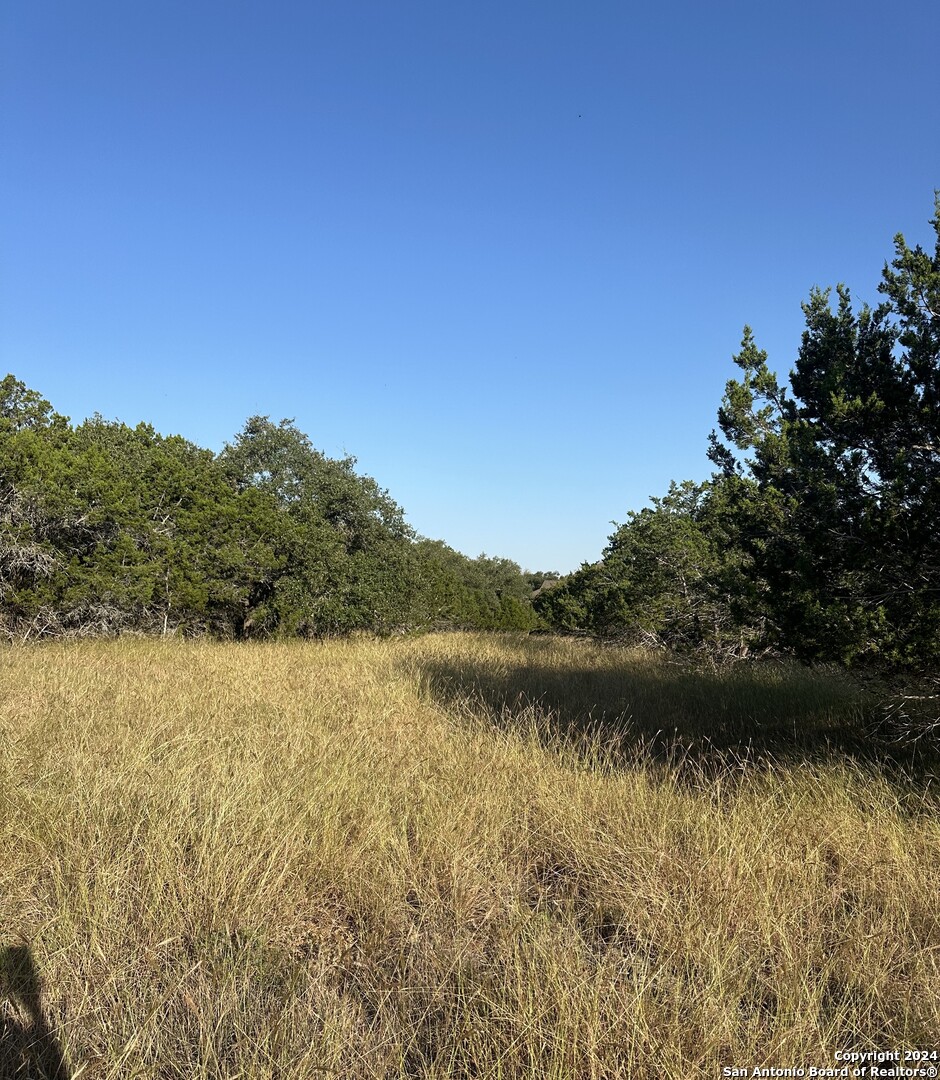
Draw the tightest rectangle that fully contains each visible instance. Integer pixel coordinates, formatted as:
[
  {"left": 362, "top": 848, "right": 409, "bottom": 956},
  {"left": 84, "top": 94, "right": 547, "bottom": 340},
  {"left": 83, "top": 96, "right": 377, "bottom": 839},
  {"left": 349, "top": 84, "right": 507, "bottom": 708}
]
[{"left": 710, "top": 196, "right": 940, "bottom": 671}]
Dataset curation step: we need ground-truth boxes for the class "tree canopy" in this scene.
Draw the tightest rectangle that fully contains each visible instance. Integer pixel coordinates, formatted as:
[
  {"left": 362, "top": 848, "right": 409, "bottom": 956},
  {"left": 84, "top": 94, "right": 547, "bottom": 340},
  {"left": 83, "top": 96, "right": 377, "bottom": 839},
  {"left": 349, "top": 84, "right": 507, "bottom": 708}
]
[
  {"left": 539, "top": 194, "right": 940, "bottom": 678},
  {"left": 0, "top": 386, "right": 543, "bottom": 639},
  {"left": 6, "top": 195, "right": 939, "bottom": 674}
]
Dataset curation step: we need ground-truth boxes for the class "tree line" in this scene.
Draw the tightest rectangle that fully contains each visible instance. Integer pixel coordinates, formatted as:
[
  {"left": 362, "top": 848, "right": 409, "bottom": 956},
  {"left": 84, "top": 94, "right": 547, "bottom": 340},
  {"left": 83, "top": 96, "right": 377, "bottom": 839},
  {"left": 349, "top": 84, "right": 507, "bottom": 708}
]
[
  {"left": 4, "top": 195, "right": 937, "bottom": 680},
  {"left": 537, "top": 196, "right": 940, "bottom": 683},
  {"left": 0, "top": 387, "right": 555, "bottom": 639}
]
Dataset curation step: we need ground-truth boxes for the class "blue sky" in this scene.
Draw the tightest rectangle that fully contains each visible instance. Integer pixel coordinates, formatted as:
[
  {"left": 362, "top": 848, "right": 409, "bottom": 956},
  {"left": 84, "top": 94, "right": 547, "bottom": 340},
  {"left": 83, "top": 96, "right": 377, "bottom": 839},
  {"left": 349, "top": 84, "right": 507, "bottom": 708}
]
[{"left": 2, "top": 1, "right": 938, "bottom": 572}]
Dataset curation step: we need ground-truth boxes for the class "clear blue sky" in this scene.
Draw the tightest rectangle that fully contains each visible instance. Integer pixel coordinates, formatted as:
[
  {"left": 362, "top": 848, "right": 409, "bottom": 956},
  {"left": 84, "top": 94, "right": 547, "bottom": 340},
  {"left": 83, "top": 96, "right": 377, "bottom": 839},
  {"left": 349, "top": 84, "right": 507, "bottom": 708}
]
[{"left": 2, "top": 1, "right": 938, "bottom": 573}]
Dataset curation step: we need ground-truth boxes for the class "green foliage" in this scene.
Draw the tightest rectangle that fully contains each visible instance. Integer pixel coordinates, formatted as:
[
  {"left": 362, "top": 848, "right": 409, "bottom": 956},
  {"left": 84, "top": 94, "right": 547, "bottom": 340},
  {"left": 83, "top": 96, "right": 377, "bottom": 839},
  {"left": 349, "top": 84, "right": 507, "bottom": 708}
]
[
  {"left": 536, "top": 480, "right": 761, "bottom": 659},
  {"left": 412, "top": 540, "right": 540, "bottom": 631},
  {"left": 14, "top": 198, "right": 933, "bottom": 656},
  {"left": 706, "top": 196, "right": 940, "bottom": 671},
  {"left": 542, "top": 194, "right": 940, "bottom": 676},
  {"left": 220, "top": 415, "right": 417, "bottom": 635},
  {"left": 0, "top": 402, "right": 285, "bottom": 637},
  {"left": 1, "top": 385, "right": 539, "bottom": 638}
]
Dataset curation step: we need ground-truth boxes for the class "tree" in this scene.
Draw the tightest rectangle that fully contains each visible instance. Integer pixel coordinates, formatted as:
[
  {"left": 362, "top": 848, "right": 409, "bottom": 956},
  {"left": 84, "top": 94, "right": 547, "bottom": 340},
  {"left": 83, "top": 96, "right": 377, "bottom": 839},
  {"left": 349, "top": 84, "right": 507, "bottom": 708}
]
[
  {"left": 535, "top": 480, "right": 761, "bottom": 658},
  {"left": 709, "top": 195, "right": 940, "bottom": 672},
  {"left": 0, "top": 381, "right": 286, "bottom": 639},
  {"left": 0, "top": 377, "right": 71, "bottom": 634},
  {"left": 410, "top": 540, "right": 541, "bottom": 631},
  {"left": 221, "top": 416, "right": 416, "bottom": 634},
  {"left": 1, "top": 379, "right": 545, "bottom": 639}
]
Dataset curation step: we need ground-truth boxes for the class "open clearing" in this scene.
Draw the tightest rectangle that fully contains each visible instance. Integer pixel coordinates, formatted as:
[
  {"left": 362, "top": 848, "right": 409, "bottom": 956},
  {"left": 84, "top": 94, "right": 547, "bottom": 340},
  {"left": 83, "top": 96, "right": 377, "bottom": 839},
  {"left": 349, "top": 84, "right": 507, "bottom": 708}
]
[{"left": 1, "top": 634, "right": 938, "bottom": 1078}]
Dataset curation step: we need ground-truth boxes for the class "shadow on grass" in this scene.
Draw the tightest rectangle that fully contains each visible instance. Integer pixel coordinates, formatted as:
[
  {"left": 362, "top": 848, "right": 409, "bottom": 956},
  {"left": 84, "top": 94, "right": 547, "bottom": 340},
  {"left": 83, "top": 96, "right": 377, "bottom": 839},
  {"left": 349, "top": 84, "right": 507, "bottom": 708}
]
[
  {"left": 416, "top": 640, "right": 940, "bottom": 790},
  {"left": 0, "top": 945, "right": 71, "bottom": 1080}
]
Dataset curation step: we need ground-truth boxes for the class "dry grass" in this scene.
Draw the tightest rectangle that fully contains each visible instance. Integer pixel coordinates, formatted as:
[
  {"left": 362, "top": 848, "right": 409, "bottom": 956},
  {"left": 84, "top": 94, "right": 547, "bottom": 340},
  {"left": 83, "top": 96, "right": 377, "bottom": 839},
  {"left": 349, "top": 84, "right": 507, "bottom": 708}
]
[{"left": 1, "top": 633, "right": 938, "bottom": 1078}]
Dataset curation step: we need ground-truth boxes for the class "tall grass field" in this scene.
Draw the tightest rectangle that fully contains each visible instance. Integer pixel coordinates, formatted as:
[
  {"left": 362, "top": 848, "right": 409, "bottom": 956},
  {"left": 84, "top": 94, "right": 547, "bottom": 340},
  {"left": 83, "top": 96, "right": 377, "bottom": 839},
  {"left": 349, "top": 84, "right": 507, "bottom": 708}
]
[{"left": 1, "top": 634, "right": 938, "bottom": 1078}]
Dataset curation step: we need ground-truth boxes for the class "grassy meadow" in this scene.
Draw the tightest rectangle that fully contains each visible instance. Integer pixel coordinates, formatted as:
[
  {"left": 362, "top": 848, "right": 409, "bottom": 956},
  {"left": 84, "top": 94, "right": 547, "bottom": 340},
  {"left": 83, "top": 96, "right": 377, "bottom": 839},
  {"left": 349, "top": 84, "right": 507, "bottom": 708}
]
[{"left": 1, "top": 633, "right": 938, "bottom": 1078}]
